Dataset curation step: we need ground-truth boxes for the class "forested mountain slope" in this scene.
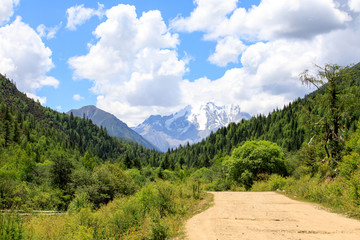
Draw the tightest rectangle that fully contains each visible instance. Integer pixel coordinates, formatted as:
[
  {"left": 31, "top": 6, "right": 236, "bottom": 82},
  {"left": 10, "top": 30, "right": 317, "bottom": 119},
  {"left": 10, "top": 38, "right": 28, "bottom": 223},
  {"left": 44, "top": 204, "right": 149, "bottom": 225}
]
[
  {"left": 163, "top": 99, "right": 308, "bottom": 169},
  {"left": 0, "top": 74, "right": 160, "bottom": 163},
  {"left": 0, "top": 74, "right": 160, "bottom": 209},
  {"left": 68, "top": 105, "right": 158, "bottom": 150}
]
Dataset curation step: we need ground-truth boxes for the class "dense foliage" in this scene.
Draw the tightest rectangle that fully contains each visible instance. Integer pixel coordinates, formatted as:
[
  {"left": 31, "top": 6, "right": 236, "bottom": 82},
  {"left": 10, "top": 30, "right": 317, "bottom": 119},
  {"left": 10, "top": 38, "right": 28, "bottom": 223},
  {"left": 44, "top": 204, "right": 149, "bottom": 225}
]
[
  {"left": 0, "top": 74, "right": 162, "bottom": 210},
  {"left": 251, "top": 121, "right": 360, "bottom": 217},
  {"left": 223, "top": 141, "right": 286, "bottom": 190},
  {"left": 300, "top": 64, "right": 360, "bottom": 169},
  {"left": 0, "top": 73, "right": 210, "bottom": 239},
  {"left": 1, "top": 180, "right": 209, "bottom": 240}
]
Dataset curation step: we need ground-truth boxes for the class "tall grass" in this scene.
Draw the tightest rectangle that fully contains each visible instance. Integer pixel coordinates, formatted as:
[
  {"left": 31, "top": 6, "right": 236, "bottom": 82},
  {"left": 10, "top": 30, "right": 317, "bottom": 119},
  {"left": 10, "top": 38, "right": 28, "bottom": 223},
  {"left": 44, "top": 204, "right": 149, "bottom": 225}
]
[
  {"left": 252, "top": 171, "right": 360, "bottom": 218},
  {"left": 0, "top": 212, "right": 24, "bottom": 240},
  {"left": 21, "top": 180, "right": 208, "bottom": 239}
]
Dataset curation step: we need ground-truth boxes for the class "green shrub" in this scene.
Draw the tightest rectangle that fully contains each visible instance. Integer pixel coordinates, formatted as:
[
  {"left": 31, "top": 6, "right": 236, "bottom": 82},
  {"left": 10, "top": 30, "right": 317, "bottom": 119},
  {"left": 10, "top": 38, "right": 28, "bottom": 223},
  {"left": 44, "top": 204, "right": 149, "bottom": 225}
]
[
  {"left": 268, "top": 174, "right": 287, "bottom": 191},
  {"left": 155, "top": 181, "right": 175, "bottom": 217},
  {"left": 162, "top": 169, "right": 177, "bottom": 181},
  {"left": 67, "top": 192, "right": 93, "bottom": 214},
  {"left": 250, "top": 181, "right": 270, "bottom": 192},
  {"left": 111, "top": 199, "right": 141, "bottom": 236},
  {"left": 206, "top": 179, "right": 232, "bottom": 191},
  {"left": 223, "top": 141, "right": 286, "bottom": 189},
  {"left": 348, "top": 171, "right": 360, "bottom": 206},
  {"left": 151, "top": 216, "right": 169, "bottom": 240},
  {"left": 339, "top": 153, "right": 360, "bottom": 179},
  {"left": 127, "top": 168, "right": 147, "bottom": 188}
]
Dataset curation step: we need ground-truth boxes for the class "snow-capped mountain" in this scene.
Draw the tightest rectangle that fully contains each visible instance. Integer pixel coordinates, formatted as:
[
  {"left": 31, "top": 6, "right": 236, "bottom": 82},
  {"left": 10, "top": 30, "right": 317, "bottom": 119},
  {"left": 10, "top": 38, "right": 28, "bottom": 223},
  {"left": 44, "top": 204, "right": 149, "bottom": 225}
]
[{"left": 133, "top": 102, "right": 251, "bottom": 152}]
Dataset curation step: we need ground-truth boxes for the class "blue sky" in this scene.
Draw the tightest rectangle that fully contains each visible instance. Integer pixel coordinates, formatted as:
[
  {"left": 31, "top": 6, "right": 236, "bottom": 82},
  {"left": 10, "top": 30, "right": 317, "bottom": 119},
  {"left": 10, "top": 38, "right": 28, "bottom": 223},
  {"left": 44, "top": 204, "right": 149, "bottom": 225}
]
[{"left": 1, "top": 0, "right": 360, "bottom": 126}]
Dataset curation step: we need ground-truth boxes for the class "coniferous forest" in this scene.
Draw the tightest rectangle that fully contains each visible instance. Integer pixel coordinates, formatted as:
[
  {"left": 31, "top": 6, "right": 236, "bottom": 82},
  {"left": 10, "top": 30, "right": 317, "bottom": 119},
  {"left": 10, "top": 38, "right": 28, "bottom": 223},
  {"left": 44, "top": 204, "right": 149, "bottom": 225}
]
[{"left": 1, "top": 63, "right": 360, "bottom": 239}]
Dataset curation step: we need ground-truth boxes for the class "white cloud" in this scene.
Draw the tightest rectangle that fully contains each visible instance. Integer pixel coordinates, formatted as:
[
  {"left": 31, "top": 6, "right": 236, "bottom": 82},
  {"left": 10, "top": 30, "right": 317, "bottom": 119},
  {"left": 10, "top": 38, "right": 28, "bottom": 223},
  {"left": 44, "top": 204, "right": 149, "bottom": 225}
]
[
  {"left": 0, "top": 17, "right": 59, "bottom": 94},
  {"left": 66, "top": 3, "right": 105, "bottom": 30},
  {"left": 180, "top": 62, "right": 305, "bottom": 116},
  {"left": 25, "top": 92, "right": 47, "bottom": 105},
  {"left": 174, "top": 0, "right": 351, "bottom": 41},
  {"left": 73, "top": 94, "right": 84, "bottom": 101},
  {"left": 208, "top": 36, "right": 247, "bottom": 66},
  {"left": 180, "top": 23, "right": 360, "bottom": 116},
  {"left": 241, "top": 0, "right": 351, "bottom": 40},
  {"left": 164, "top": 0, "right": 360, "bottom": 118},
  {"left": 37, "top": 22, "right": 62, "bottom": 39},
  {"left": 69, "top": 4, "right": 184, "bottom": 126},
  {"left": 0, "top": 0, "right": 19, "bottom": 25},
  {"left": 70, "top": 1, "right": 360, "bottom": 126},
  {"left": 349, "top": 0, "right": 360, "bottom": 12},
  {"left": 172, "top": 0, "right": 351, "bottom": 68},
  {"left": 171, "top": 0, "right": 238, "bottom": 32}
]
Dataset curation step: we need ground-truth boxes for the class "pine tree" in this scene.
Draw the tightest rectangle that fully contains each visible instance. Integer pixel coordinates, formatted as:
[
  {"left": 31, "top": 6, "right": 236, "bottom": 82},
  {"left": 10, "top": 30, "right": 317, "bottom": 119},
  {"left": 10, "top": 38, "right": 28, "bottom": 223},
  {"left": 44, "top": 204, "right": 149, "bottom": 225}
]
[{"left": 300, "top": 64, "right": 360, "bottom": 170}]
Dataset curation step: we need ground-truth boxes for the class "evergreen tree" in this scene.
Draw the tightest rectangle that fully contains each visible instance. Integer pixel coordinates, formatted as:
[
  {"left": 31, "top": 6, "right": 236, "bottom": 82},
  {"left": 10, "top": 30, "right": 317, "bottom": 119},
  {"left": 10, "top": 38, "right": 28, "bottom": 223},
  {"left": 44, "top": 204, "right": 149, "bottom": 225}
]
[
  {"left": 50, "top": 152, "right": 74, "bottom": 190},
  {"left": 300, "top": 64, "right": 360, "bottom": 169}
]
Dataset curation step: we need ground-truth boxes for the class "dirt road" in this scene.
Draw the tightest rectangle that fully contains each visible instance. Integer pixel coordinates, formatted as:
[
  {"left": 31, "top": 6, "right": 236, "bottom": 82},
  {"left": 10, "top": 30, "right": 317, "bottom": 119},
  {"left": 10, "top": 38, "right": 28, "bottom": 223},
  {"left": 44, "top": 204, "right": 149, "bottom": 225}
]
[{"left": 185, "top": 192, "right": 360, "bottom": 240}]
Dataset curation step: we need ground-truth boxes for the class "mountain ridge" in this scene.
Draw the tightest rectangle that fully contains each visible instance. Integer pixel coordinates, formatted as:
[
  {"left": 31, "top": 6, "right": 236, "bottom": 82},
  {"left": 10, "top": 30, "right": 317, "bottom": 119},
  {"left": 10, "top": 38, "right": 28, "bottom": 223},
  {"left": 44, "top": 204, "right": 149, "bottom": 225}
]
[
  {"left": 133, "top": 102, "right": 251, "bottom": 152},
  {"left": 67, "top": 105, "right": 158, "bottom": 150}
]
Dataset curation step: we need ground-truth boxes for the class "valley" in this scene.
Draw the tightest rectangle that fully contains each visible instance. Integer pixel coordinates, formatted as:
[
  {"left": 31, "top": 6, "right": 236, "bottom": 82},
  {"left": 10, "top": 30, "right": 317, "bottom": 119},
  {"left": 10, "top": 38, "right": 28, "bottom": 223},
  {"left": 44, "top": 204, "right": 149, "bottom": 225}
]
[
  {"left": 1, "top": 63, "right": 360, "bottom": 239},
  {"left": 2, "top": 1, "right": 360, "bottom": 239}
]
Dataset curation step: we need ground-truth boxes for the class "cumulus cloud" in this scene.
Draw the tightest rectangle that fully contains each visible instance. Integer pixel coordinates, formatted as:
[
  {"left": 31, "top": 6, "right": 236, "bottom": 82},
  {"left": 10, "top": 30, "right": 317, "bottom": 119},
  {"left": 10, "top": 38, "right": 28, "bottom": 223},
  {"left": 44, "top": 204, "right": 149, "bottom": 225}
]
[
  {"left": 172, "top": 0, "right": 351, "bottom": 69},
  {"left": 25, "top": 92, "right": 47, "bottom": 105},
  {"left": 171, "top": 0, "right": 238, "bottom": 32},
  {"left": 70, "top": 1, "right": 360, "bottom": 126},
  {"left": 0, "top": 0, "right": 19, "bottom": 25},
  {"left": 349, "top": 0, "right": 360, "bottom": 12},
  {"left": 251, "top": 0, "right": 350, "bottom": 40},
  {"left": 37, "top": 22, "right": 62, "bottom": 39},
  {"left": 180, "top": 51, "right": 308, "bottom": 116},
  {"left": 69, "top": 4, "right": 184, "bottom": 126},
  {"left": 208, "top": 36, "right": 247, "bottom": 66},
  {"left": 174, "top": 0, "right": 360, "bottom": 117},
  {"left": 0, "top": 17, "right": 59, "bottom": 95},
  {"left": 173, "top": 0, "right": 351, "bottom": 41},
  {"left": 73, "top": 94, "right": 84, "bottom": 101},
  {"left": 66, "top": 3, "right": 104, "bottom": 30},
  {"left": 180, "top": 28, "right": 360, "bottom": 116}
]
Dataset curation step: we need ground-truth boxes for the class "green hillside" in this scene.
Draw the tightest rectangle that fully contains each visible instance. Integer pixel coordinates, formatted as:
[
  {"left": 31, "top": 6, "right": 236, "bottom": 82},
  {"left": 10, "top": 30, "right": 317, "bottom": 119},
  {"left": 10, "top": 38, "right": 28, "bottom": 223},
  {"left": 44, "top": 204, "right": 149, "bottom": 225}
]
[{"left": 0, "top": 73, "right": 161, "bottom": 210}]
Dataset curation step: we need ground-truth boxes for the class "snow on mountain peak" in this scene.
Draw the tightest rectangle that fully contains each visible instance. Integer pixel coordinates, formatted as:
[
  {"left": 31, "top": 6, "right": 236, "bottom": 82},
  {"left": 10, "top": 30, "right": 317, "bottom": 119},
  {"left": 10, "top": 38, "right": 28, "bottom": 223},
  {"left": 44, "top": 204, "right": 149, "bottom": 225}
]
[
  {"left": 187, "top": 102, "right": 246, "bottom": 131},
  {"left": 133, "top": 102, "right": 250, "bottom": 152}
]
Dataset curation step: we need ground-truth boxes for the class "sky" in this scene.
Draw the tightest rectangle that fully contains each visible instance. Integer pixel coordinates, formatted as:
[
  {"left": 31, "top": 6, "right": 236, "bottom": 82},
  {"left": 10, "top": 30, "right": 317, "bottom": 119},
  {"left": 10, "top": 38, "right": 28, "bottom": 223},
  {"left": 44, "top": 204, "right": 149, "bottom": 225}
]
[{"left": 1, "top": 0, "right": 360, "bottom": 127}]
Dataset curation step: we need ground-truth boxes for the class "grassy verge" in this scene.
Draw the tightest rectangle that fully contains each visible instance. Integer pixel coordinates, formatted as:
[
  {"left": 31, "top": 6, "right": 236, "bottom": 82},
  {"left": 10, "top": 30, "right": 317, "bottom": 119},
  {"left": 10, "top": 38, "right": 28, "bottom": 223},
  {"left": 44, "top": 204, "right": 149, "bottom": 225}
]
[
  {"left": 251, "top": 174, "right": 360, "bottom": 219},
  {"left": 1, "top": 180, "right": 213, "bottom": 240}
]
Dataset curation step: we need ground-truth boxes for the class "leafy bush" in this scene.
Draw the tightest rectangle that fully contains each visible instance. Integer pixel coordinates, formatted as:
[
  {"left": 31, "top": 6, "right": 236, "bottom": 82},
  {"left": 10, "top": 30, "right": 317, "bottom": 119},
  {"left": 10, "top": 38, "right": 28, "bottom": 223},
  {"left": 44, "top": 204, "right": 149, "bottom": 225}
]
[
  {"left": 67, "top": 192, "right": 93, "bottom": 214},
  {"left": 267, "top": 174, "right": 288, "bottom": 191},
  {"left": 223, "top": 141, "right": 286, "bottom": 189},
  {"left": 21, "top": 178, "right": 206, "bottom": 239},
  {"left": 151, "top": 216, "right": 169, "bottom": 240}
]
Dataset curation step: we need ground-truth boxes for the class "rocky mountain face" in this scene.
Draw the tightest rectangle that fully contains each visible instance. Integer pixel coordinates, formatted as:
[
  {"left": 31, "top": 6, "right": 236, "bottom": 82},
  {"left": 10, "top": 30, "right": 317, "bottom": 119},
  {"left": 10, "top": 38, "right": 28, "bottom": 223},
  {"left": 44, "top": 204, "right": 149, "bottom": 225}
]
[
  {"left": 133, "top": 102, "right": 251, "bottom": 152},
  {"left": 67, "top": 105, "right": 158, "bottom": 150}
]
